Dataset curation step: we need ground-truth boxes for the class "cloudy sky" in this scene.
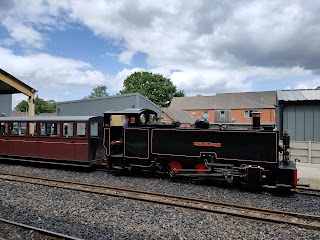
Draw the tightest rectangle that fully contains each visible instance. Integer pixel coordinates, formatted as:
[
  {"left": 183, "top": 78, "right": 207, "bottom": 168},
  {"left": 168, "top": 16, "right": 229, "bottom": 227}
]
[{"left": 1, "top": 0, "right": 320, "bottom": 107}]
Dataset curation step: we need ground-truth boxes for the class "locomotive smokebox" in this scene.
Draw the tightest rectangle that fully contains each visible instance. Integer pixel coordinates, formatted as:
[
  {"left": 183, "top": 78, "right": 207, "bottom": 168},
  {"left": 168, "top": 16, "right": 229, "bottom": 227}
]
[{"left": 252, "top": 112, "right": 261, "bottom": 130}]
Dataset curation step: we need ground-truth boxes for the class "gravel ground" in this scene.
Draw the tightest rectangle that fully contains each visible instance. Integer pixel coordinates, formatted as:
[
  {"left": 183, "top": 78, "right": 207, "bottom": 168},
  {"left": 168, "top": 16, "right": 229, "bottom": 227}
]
[
  {"left": 1, "top": 163, "right": 320, "bottom": 239},
  {"left": 0, "top": 221, "right": 46, "bottom": 240},
  {"left": 1, "top": 179, "right": 320, "bottom": 240},
  {"left": 0, "top": 163, "right": 319, "bottom": 216}
]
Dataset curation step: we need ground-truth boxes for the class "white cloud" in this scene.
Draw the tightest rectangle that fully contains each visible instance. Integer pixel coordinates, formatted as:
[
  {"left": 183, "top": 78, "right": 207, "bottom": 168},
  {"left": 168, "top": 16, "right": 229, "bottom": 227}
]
[
  {"left": 118, "top": 50, "right": 135, "bottom": 65},
  {"left": 0, "top": 47, "right": 112, "bottom": 101},
  {"left": 1, "top": 0, "right": 320, "bottom": 99},
  {"left": 2, "top": 17, "right": 46, "bottom": 49},
  {"left": 294, "top": 79, "right": 320, "bottom": 89}
]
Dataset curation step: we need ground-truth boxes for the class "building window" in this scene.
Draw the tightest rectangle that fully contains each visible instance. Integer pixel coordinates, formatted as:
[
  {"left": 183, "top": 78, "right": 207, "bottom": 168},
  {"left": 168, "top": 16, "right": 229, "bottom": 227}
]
[
  {"left": 244, "top": 110, "right": 253, "bottom": 118},
  {"left": 203, "top": 111, "right": 209, "bottom": 117},
  {"left": 220, "top": 110, "right": 225, "bottom": 117},
  {"left": 191, "top": 111, "right": 196, "bottom": 115}
]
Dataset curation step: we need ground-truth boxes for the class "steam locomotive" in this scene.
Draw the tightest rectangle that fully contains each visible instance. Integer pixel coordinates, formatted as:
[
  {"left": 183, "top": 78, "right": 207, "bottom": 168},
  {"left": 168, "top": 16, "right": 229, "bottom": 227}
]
[{"left": 104, "top": 109, "right": 297, "bottom": 188}]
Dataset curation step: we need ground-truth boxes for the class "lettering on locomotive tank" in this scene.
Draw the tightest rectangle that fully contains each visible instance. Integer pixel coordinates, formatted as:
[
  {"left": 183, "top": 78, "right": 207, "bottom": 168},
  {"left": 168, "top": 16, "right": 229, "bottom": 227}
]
[{"left": 193, "top": 142, "right": 221, "bottom": 147}]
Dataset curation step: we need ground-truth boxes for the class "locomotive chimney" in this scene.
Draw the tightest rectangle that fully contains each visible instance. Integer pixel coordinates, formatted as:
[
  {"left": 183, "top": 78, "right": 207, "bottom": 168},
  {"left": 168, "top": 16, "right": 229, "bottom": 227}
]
[{"left": 252, "top": 112, "right": 261, "bottom": 130}]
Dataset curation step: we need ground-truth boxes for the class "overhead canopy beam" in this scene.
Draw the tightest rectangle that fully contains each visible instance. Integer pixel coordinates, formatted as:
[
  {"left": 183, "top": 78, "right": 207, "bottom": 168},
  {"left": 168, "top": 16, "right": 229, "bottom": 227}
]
[{"left": 0, "top": 69, "right": 36, "bottom": 116}]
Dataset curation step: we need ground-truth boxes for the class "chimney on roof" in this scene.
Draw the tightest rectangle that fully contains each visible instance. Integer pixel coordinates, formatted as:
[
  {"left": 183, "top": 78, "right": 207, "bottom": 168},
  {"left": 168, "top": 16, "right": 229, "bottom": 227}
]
[{"left": 252, "top": 112, "right": 261, "bottom": 130}]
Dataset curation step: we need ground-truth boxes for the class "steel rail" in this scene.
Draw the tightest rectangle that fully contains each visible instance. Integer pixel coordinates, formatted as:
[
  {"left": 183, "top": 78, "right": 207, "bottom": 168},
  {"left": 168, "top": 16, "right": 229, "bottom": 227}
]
[
  {"left": 296, "top": 187, "right": 320, "bottom": 197},
  {"left": 1, "top": 172, "right": 320, "bottom": 231},
  {"left": 0, "top": 217, "right": 83, "bottom": 240}
]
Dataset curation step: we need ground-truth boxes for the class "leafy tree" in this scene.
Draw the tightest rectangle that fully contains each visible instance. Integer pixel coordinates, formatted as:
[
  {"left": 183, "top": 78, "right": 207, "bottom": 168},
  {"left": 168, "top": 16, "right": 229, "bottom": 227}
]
[
  {"left": 14, "top": 100, "right": 29, "bottom": 112},
  {"left": 14, "top": 98, "right": 56, "bottom": 114},
  {"left": 120, "top": 72, "right": 185, "bottom": 107},
  {"left": 34, "top": 98, "right": 56, "bottom": 114},
  {"left": 86, "top": 84, "right": 109, "bottom": 99}
]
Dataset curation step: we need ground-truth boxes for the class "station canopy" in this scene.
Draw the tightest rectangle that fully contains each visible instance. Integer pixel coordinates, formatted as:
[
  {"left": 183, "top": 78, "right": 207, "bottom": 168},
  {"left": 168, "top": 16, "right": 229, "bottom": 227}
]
[{"left": 0, "top": 68, "right": 36, "bottom": 116}]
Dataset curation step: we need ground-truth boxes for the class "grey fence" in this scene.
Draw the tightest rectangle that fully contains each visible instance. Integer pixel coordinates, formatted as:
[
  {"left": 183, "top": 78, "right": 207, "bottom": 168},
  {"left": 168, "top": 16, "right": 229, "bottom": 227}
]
[{"left": 289, "top": 141, "right": 320, "bottom": 164}]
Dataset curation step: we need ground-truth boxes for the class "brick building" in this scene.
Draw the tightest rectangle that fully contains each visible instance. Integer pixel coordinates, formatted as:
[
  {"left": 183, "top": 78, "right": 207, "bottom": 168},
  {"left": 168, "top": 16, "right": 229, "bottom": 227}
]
[{"left": 167, "top": 91, "right": 276, "bottom": 126}]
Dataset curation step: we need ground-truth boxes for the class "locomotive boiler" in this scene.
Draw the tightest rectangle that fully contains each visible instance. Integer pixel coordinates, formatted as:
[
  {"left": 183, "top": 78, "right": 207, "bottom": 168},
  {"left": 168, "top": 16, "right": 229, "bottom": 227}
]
[{"left": 103, "top": 109, "right": 297, "bottom": 188}]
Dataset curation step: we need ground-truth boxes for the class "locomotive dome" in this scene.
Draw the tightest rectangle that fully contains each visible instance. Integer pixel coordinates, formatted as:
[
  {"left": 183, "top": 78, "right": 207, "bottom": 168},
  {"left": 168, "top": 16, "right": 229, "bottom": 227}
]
[{"left": 195, "top": 116, "right": 209, "bottom": 129}]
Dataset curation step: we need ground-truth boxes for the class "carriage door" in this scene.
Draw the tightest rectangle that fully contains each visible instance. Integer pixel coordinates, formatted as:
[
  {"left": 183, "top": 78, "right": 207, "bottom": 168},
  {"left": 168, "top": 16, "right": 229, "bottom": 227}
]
[
  {"left": 74, "top": 122, "right": 88, "bottom": 162},
  {"left": 61, "top": 122, "right": 75, "bottom": 160}
]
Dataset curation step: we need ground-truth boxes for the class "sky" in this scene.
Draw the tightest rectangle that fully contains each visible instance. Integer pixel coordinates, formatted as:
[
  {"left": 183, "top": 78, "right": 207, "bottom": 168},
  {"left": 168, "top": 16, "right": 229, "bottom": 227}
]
[{"left": 1, "top": 0, "right": 320, "bottom": 108}]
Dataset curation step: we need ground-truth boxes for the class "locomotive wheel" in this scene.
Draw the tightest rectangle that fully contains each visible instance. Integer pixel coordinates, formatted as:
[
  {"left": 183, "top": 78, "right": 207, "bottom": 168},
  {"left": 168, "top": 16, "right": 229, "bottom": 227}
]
[
  {"left": 195, "top": 163, "right": 208, "bottom": 174},
  {"left": 168, "top": 161, "right": 182, "bottom": 173}
]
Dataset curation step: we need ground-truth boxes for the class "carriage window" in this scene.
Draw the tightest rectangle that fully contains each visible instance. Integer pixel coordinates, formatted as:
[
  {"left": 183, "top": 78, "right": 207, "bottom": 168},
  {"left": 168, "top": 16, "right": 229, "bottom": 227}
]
[
  {"left": 76, "top": 123, "right": 86, "bottom": 137},
  {"left": 63, "top": 123, "right": 73, "bottom": 137},
  {"left": 0, "top": 122, "right": 8, "bottom": 135},
  {"left": 28, "top": 122, "right": 37, "bottom": 136},
  {"left": 90, "top": 122, "right": 99, "bottom": 137},
  {"left": 40, "top": 122, "right": 60, "bottom": 136},
  {"left": 9, "top": 122, "right": 26, "bottom": 136}
]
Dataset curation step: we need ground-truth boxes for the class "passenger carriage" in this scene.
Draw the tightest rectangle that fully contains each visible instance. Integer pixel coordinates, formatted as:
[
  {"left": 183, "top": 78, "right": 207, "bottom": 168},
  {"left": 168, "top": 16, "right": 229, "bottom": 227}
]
[{"left": 0, "top": 116, "right": 104, "bottom": 166}]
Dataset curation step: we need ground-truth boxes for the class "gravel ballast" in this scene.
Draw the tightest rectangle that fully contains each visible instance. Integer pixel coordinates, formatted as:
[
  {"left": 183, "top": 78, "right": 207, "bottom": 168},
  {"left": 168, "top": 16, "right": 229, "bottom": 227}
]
[{"left": 1, "top": 163, "right": 320, "bottom": 239}]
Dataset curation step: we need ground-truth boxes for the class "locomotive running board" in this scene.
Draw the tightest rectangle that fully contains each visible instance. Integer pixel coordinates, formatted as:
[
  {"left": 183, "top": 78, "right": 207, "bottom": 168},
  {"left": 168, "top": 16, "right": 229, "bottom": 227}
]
[{"left": 172, "top": 173, "right": 225, "bottom": 177}]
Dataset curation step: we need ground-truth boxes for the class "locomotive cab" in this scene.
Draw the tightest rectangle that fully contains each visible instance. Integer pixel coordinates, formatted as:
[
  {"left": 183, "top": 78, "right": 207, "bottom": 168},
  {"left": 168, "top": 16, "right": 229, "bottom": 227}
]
[{"left": 103, "top": 109, "right": 158, "bottom": 169}]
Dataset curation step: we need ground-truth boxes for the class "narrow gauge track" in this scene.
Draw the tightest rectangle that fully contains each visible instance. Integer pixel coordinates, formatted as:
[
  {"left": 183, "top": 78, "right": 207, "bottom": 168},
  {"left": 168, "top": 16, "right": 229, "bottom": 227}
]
[
  {"left": 0, "top": 217, "right": 82, "bottom": 240},
  {"left": 1, "top": 173, "right": 320, "bottom": 231},
  {"left": 262, "top": 185, "right": 320, "bottom": 197},
  {"left": 296, "top": 187, "right": 320, "bottom": 197}
]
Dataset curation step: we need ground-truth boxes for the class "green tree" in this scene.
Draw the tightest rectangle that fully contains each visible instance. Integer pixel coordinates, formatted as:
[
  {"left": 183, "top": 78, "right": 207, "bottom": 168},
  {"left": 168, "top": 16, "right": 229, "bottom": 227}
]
[
  {"left": 34, "top": 98, "right": 56, "bottom": 114},
  {"left": 14, "top": 100, "right": 29, "bottom": 112},
  {"left": 86, "top": 84, "right": 109, "bottom": 98},
  {"left": 14, "top": 98, "right": 56, "bottom": 114},
  {"left": 120, "top": 72, "right": 185, "bottom": 107}
]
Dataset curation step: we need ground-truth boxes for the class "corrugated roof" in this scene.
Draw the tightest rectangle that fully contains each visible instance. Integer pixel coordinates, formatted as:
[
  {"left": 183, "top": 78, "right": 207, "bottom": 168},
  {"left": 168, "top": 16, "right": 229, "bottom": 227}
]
[
  {"left": 277, "top": 89, "right": 320, "bottom": 101},
  {"left": 169, "top": 91, "right": 276, "bottom": 110},
  {"left": 162, "top": 108, "right": 195, "bottom": 123},
  {"left": 169, "top": 96, "right": 215, "bottom": 110},
  {"left": 213, "top": 91, "right": 276, "bottom": 109}
]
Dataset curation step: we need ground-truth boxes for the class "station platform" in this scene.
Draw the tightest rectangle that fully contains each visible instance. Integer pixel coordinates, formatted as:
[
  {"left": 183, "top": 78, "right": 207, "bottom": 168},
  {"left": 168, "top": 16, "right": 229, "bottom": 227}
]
[{"left": 297, "top": 163, "right": 320, "bottom": 189}]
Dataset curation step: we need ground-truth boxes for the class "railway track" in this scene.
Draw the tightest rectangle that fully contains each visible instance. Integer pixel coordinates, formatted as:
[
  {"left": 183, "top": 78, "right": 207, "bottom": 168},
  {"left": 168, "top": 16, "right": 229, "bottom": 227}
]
[
  {"left": 296, "top": 187, "right": 320, "bottom": 197},
  {"left": 0, "top": 217, "right": 82, "bottom": 240},
  {"left": 0, "top": 172, "right": 320, "bottom": 231}
]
